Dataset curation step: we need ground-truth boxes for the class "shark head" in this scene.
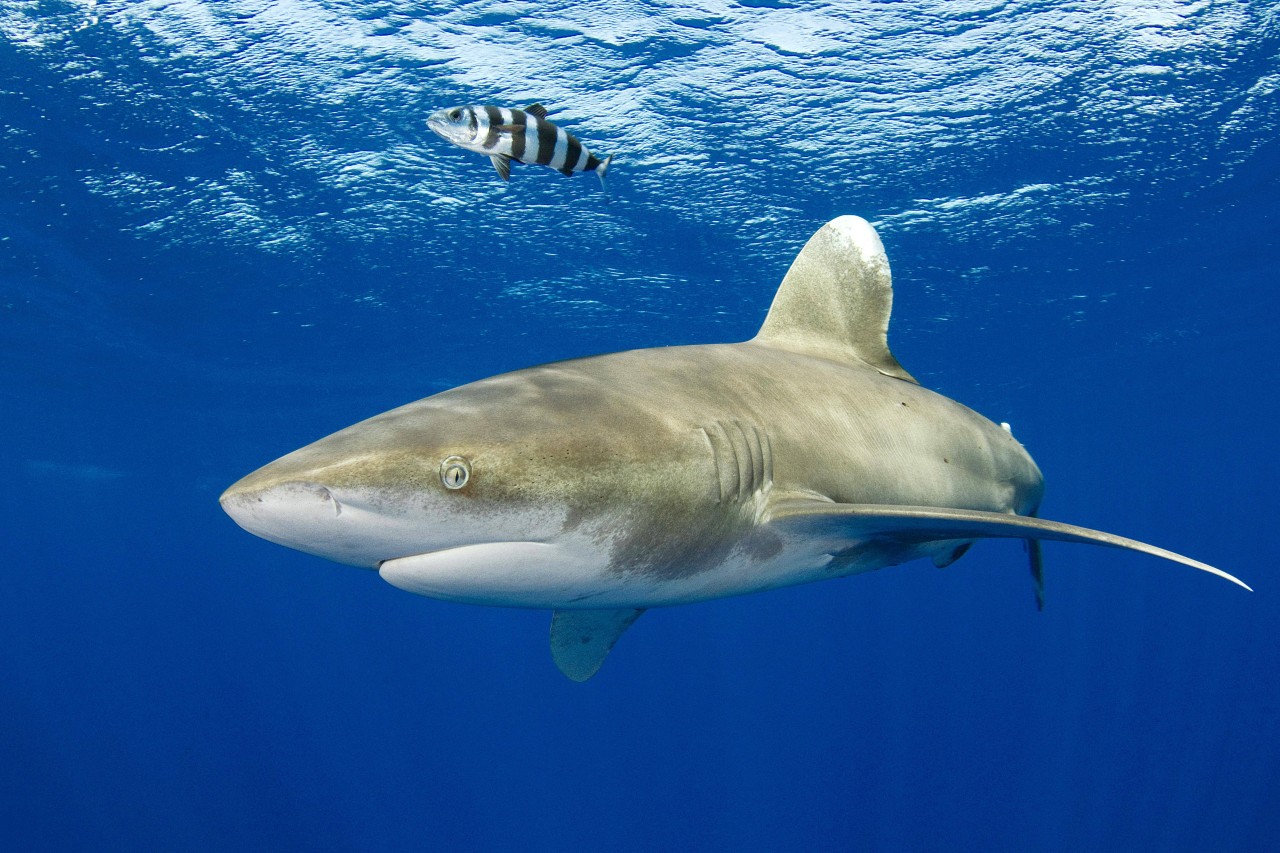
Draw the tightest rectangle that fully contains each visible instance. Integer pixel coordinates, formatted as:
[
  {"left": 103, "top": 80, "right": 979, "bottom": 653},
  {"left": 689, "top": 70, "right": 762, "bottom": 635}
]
[{"left": 220, "top": 361, "right": 731, "bottom": 608}]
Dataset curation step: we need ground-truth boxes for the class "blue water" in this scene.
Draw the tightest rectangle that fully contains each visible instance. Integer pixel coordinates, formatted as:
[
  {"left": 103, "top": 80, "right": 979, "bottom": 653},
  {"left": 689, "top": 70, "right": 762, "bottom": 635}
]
[{"left": 3, "top": 1, "right": 1278, "bottom": 850}]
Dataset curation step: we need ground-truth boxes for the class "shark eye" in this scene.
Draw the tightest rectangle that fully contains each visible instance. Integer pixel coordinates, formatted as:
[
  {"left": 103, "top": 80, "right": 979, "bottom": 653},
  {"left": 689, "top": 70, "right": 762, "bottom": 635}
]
[{"left": 440, "top": 455, "right": 471, "bottom": 490}]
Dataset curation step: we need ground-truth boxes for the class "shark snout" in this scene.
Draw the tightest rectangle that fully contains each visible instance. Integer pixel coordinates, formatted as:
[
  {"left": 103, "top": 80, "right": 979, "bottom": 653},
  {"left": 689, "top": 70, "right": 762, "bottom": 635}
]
[
  {"left": 220, "top": 477, "right": 333, "bottom": 524},
  {"left": 219, "top": 474, "right": 381, "bottom": 567},
  {"left": 220, "top": 479, "right": 340, "bottom": 521}
]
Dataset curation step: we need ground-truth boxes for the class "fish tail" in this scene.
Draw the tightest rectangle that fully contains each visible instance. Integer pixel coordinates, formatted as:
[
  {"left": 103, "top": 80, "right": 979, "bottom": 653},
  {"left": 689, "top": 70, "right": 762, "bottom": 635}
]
[{"left": 596, "top": 154, "right": 612, "bottom": 192}]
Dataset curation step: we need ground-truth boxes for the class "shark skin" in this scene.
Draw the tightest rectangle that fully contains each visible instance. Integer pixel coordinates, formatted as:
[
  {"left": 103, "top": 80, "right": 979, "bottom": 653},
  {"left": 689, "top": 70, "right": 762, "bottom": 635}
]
[{"left": 220, "top": 216, "right": 1250, "bottom": 681}]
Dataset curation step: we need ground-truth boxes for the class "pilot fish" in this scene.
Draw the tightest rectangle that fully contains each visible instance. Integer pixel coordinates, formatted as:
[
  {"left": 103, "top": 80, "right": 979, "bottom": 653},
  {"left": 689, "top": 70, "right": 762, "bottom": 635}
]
[{"left": 427, "top": 103, "right": 612, "bottom": 188}]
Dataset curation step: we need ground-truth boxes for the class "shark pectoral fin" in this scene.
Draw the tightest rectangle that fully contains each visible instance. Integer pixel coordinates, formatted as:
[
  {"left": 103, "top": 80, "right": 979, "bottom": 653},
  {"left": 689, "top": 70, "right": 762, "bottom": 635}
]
[
  {"left": 767, "top": 500, "right": 1252, "bottom": 592},
  {"left": 549, "top": 608, "right": 644, "bottom": 682},
  {"left": 489, "top": 154, "right": 511, "bottom": 181}
]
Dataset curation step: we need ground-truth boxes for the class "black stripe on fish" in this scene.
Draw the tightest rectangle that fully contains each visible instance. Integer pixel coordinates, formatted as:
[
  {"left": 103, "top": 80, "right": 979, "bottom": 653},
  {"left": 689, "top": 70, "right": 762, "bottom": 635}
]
[
  {"left": 585, "top": 152, "right": 602, "bottom": 172},
  {"left": 534, "top": 117, "right": 557, "bottom": 166},
  {"left": 560, "top": 133, "right": 584, "bottom": 176},
  {"left": 482, "top": 106, "right": 503, "bottom": 150},
  {"left": 508, "top": 110, "right": 527, "bottom": 161}
]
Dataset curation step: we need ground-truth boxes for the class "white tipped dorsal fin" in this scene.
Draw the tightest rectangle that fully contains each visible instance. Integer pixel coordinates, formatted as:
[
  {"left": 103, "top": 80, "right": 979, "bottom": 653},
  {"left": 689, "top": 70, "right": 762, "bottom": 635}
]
[{"left": 754, "top": 216, "right": 916, "bottom": 383}]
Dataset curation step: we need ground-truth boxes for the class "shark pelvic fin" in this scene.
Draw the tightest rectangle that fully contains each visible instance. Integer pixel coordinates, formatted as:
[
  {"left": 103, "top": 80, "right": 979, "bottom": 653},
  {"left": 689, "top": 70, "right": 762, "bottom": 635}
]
[
  {"left": 767, "top": 499, "right": 1251, "bottom": 592},
  {"left": 550, "top": 608, "right": 645, "bottom": 682},
  {"left": 754, "top": 216, "right": 917, "bottom": 384}
]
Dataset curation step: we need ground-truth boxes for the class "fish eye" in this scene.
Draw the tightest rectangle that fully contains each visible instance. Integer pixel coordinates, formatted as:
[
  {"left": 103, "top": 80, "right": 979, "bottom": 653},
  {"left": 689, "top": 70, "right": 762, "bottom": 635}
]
[
  {"left": 448, "top": 108, "right": 462, "bottom": 121},
  {"left": 440, "top": 455, "right": 471, "bottom": 490}
]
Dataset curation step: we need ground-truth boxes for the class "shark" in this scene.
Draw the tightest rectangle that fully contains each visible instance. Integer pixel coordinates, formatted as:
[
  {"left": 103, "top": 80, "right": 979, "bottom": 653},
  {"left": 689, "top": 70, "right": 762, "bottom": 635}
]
[{"left": 220, "top": 216, "right": 1250, "bottom": 681}]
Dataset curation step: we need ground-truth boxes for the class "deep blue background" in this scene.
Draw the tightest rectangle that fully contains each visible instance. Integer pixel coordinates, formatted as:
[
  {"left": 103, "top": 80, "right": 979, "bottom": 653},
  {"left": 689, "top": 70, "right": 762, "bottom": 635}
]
[{"left": 2, "top": 2, "right": 1277, "bottom": 850}]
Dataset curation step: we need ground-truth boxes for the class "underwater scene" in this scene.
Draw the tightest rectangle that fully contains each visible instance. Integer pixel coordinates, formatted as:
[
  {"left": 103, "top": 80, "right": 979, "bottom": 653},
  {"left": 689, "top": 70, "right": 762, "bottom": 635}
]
[{"left": 2, "top": 1, "right": 1278, "bottom": 850}]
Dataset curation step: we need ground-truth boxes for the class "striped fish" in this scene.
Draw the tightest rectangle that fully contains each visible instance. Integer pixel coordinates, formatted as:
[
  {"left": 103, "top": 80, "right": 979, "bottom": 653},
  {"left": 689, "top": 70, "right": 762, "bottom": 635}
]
[{"left": 427, "top": 103, "right": 612, "bottom": 189}]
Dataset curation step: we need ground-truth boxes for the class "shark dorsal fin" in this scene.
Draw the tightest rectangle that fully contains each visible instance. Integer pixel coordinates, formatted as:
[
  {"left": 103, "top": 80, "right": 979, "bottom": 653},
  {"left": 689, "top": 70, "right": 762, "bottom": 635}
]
[{"left": 753, "top": 216, "right": 917, "bottom": 383}]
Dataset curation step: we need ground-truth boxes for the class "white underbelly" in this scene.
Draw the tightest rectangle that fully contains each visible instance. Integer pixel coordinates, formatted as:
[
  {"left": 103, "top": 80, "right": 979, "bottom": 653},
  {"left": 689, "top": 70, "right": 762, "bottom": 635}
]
[{"left": 376, "top": 532, "right": 908, "bottom": 610}]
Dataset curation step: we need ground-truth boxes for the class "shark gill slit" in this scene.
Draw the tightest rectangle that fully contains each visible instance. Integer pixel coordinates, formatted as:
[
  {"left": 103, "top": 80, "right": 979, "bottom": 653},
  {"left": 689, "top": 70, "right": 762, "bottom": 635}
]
[
  {"left": 737, "top": 421, "right": 759, "bottom": 493},
  {"left": 708, "top": 421, "right": 741, "bottom": 502},
  {"left": 698, "top": 426, "right": 726, "bottom": 504},
  {"left": 728, "top": 420, "right": 769, "bottom": 496},
  {"left": 748, "top": 423, "right": 768, "bottom": 493},
  {"left": 726, "top": 421, "right": 752, "bottom": 495},
  {"left": 753, "top": 424, "right": 773, "bottom": 493},
  {"left": 723, "top": 422, "right": 744, "bottom": 493}
]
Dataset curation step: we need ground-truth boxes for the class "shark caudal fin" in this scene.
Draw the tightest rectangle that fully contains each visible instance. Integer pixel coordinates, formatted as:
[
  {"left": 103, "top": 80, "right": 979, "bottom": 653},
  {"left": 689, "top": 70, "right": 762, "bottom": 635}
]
[{"left": 753, "top": 216, "right": 917, "bottom": 383}]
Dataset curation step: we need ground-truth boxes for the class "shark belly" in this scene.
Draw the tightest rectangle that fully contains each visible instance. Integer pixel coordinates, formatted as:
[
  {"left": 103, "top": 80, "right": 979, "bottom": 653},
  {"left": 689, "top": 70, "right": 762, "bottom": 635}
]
[{"left": 375, "top": 532, "right": 903, "bottom": 610}]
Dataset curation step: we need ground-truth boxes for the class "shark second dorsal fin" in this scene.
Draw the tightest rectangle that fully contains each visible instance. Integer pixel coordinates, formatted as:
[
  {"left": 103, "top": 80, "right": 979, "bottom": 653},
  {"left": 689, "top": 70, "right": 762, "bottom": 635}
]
[{"left": 753, "top": 216, "right": 917, "bottom": 383}]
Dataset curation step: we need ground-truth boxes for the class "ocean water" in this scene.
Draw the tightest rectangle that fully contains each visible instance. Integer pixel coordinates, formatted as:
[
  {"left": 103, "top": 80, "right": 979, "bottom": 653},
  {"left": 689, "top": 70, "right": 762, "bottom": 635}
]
[{"left": 2, "top": 1, "right": 1278, "bottom": 850}]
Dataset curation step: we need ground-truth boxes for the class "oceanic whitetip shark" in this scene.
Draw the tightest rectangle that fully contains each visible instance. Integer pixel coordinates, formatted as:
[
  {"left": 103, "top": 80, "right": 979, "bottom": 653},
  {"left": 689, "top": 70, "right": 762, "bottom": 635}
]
[{"left": 220, "top": 216, "right": 1250, "bottom": 681}]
